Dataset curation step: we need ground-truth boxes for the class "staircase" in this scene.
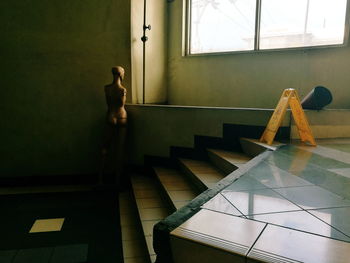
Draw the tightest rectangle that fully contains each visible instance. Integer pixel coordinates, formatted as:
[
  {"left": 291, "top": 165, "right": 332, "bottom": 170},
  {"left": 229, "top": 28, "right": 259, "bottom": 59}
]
[{"left": 119, "top": 138, "right": 268, "bottom": 263}]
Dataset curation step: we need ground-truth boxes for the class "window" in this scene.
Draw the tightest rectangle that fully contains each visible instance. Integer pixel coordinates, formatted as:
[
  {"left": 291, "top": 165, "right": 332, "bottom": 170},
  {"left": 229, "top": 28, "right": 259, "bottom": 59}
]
[{"left": 187, "top": 0, "right": 349, "bottom": 54}]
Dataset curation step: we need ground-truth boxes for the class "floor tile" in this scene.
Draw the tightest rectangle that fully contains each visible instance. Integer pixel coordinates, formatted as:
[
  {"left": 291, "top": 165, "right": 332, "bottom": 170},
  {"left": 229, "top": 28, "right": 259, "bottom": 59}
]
[
  {"left": 122, "top": 240, "right": 148, "bottom": 258},
  {"left": 133, "top": 189, "right": 160, "bottom": 199},
  {"left": 168, "top": 190, "right": 197, "bottom": 201},
  {"left": 204, "top": 182, "right": 217, "bottom": 189},
  {"left": 209, "top": 149, "right": 251, "bottom": 164},
  {"left": 135, "top": 198, "right": 165, "bottom": 209},
  {"left": 322, "top": 144, "right": 350, "bottom": 154},
  {"left": 29, "top": 218, "right": 65, "bottom": 233},
  {"left": 279, "top": 145, "right": 350, "bottom": 169},
  {"left": 120, "top": 211, "right": 139, "bottom": 227},
  {"left": 130, "top": 176, "right": 153, "bottom": 184},
  {"left": 150, "top": 254, "right": 157, "bottom": 263},
  {"left": 189, "top": 167, "right": 221, "bottom": 174},
  {"left": 156, "top": 173, "right": 186, "bottom": 183},
  {"left": 222, "top": 175, "right": 267, "bottom": 192},
  {"left": 131, "top": 182, "right": 158, "bottom": 191},
  {"left": 315, "top": 138, "right": 350, "bottom": 145},
  {"left": 13, "top": 247, "right": 53, "bottom": 263},
  {"left": 119, "top": 196, "right": 137, "bottom": 214},
  {"left": 122, "top": 226, "right": 144, "bottom": 241},
  {"left": 172, "top": 209, "right": 266, "bottom": 255},
  {"left": 0, "top": 185, "right": 94, "bottom": 196},
  {"left": 161, "top": 180, "right": 192, "bottom": 191},
  {"left": 173, "top": 201, "right": 191, "bottom": 210},
  {"left": 308, "top": 207, "right": 350, "bottom": 237},
  {"left": 201, "top": 194, "right": 242, "bottom": 216},
  {"left": 265, "top": 151, "right": 310, "bottom": 172},
  {"left": 233, "top": 163, "right": 246, "bottom": 168},
  {"left": 192, "top": 172, "right": 224, "bottom": 183},
  {"left": 180, "top": 159, "right": 209, "bottom": 167},
  {"left": 119, "top": 198, "right": 138, "bottom": 215},
  {"left": 130, "top": 178, "right": 158, "bottom": 190},
  {"left": 248, "top": 162, "right": 312, "bottom": 188},
  {"left": 296, "top": 145, "right": 350, "bottom": 165},
  {"left": 0, "top": 190, "right": 122, "bottom": 262},
  {"left": 248, "top": 224, "right": 350, "bottom": 263},
  {"left": 119, "top": 192, "right": 135, "bottom": 213},
  {"left": 222, "top": 188, "right": 301, "bottom": 216},
  {"left": 123, "top": 257, "right": 150, "bottom": 263},
  {"left": 145, "top": 236, "right": 155, "bottom": 255},
  {"left": 274, "top": 186, "right": 350, "bottom": 210},
  {"left": 139, "top": 208, "right": 169, "bottom": 221},
  {"left": 248, "top": 210, "right": 350, "bottom": 241},
  {"left": 51, "top": 244, "right": 88, "bottom": 263},
  {"left": 0, "top": 250, "right": 16, "bottom": 263},
  {"left": 153, "top": 167, "right": 180, "bottom": 175},
  {"left": 287, "top": 165, "right": 350, "bottom": 199},
  {"left": 328, "top": 168, "right": 350, "bottom": 179},
  {"left": 141, "top": 220, "right": 158, "bottom": 236}
]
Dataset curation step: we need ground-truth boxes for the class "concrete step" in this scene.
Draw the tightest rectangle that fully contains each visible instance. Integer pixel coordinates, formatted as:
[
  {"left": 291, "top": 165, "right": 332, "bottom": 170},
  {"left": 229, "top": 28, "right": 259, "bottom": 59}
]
[
  {"left": 179, "top": 158, "right": 225, "bottom": 191},
  {"left": 207, "top": 148, "right": 251, "bottom": 174},
  {"left": 240, "top": 137, "right": 284, "bottom": 157},
  {"left": 127, "top": 150, "right": 254, "bottom": 262},
  {"left": 153, "top": 167, "right": 200, "bottom": 210},
  {"left": 130, "top": 174, "right": 172, "bottom": 263}
]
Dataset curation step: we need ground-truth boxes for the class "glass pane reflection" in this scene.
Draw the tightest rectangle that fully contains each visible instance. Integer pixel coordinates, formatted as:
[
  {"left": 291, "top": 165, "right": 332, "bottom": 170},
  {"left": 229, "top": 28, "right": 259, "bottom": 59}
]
[
  {"left": 190, "top": 0, "right": 256, "bottom": 54},
  {"left": 260, "top": 0, "right": 348, "bottom": 49}
]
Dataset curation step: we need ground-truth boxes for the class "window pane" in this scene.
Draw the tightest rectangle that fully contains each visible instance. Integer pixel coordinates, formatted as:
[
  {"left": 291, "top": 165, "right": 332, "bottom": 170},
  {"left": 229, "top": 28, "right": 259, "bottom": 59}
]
[
  {"left": 260, "top": 0, "right": 348, "bottom": 50},
  {"left": 190, "top": 0, "right": 256, "bottom": 54}
]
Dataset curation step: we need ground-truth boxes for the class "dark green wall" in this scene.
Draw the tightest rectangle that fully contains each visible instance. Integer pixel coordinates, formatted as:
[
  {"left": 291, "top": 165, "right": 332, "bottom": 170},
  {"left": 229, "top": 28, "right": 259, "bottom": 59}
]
[{"left": 0, "top": 0, "right": 131, "bottom": 176}]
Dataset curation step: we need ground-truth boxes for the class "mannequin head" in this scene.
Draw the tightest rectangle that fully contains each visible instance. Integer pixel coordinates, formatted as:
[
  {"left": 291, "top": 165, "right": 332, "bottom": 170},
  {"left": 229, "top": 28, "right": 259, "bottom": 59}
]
[{"left": 112, "top": 66, "right": 125, "bottom": 81}]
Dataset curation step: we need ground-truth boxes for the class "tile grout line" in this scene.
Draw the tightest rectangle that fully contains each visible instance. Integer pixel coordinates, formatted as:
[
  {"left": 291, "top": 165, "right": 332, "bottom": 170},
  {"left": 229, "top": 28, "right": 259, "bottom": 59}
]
[
  {"left": 267, "top": 186, "right": 350, "bottom": 240},
  {"left": 245, "top": 223, "right": 268, "bottom": 257},
  {"left": 270, "top": 186, "right": 350, "bottom": 212},
  {"left": 243, "top": 215, "right": 350, "bottom": 243},
  {"left": 269, "top": 187, "right": 309, "bottom": 212},
  {"left": 303, "top": 209, "right": 350, "bottom": 239},
  {"left": 201, "top": 207, "right": 243, "bottom": 218},
  {"left": 220, "top": 193, "right": 247, "bottom": 218}
]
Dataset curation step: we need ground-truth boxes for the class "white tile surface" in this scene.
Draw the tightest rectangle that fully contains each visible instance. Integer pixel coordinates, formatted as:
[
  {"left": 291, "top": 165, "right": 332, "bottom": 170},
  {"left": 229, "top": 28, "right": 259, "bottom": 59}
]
[
  {"left": 201, "top": 194, "right": 242, "bottom": 216},
  {"left": 139, "top": 208, "right": 169, "bottom": 221},
  {"left": 249, "top": 224, "right": 350, "bottom": 263},
  {"left": 29, "top": 218, "right": 65, "bottom": 233},
  {"left": 172, "top": 209, "right": 266, "bottom": 253}
]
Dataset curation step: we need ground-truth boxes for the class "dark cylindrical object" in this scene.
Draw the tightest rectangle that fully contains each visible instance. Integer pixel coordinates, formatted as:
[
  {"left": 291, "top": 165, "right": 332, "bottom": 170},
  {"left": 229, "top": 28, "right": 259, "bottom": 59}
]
[{"left": 301, "top": 86, "right": 333, "bottom": 110}]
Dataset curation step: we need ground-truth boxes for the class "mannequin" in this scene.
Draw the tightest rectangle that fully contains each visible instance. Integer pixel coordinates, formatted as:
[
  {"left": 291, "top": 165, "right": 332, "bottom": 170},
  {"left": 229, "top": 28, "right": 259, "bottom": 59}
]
[{"left": 100, "top": 66, "right": 127, "bottom": 187}]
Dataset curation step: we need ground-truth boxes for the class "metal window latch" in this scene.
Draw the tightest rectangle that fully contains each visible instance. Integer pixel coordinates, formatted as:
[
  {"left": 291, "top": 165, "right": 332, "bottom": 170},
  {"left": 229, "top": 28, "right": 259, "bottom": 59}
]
[
  {"left": 144, "top": 24, "right": 151, "bottom": 31},
  {"left": 141, "top": 24, "right": 151, "bottom": 42}
]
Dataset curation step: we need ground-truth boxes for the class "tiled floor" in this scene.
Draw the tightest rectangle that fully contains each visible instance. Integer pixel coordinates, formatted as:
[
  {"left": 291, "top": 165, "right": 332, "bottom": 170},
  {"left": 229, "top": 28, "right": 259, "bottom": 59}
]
[
  {"left": 119, "top": 191, "right": 149, "bottom": 263},
  {"left": 172, "top": 139, "right": 350, "bottom": 263},
  {"left": 130, "top": 175, "right": 171, "bottom": 262},
  {"left": 0, "top": 190, "right": 122, "bottom": 263}
]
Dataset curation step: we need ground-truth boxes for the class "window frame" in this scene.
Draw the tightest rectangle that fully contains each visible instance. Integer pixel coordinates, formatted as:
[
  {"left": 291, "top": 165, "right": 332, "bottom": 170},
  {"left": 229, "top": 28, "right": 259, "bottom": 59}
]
[{"left": 184, "top": 0, "right": 350, "bottom": 56}]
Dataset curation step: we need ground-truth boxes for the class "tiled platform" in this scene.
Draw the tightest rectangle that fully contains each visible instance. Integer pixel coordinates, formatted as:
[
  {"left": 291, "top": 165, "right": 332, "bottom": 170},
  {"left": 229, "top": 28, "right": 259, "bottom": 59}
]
[{"left": 170, "top": 139, "right": 350, "bottom": 262}]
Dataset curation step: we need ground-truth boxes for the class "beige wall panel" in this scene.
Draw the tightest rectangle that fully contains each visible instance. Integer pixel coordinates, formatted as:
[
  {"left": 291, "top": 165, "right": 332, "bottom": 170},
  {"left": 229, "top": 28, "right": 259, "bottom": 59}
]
[{"left": 167, "top": 0, "right": 350, "bottom": 109}]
